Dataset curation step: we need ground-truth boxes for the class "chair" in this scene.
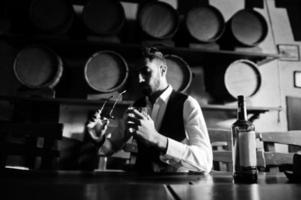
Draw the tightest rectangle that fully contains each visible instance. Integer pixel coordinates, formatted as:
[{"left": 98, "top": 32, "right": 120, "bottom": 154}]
[
  {"left": 208, "top": 128, "right": 267, "bottom": 172},
  {"left": 258, "top": 130, "right": 301, "bottom": 172},
  {"left": 208, "top": 128, "right": 269, "bottom": 171},
  {"left": 208, "top": 128, "right": 301, "bottom": 172},
  {"left": 208, "top": 128, "right": 233, "bottom": 171},
  {"left": 0, "top": 122, "right": 63, "bottom": 170}
]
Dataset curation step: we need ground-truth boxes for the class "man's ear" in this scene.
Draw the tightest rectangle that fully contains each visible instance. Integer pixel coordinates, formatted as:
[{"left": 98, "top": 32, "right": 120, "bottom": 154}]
[{"left": 160, "top": 65, "right": 167, "bottom": 75}]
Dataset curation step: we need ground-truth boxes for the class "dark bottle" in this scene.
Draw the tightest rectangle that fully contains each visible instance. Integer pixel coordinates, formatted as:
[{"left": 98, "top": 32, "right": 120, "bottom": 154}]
[{"left": 232, "top": 95, "right": 257, "bottom": 183}]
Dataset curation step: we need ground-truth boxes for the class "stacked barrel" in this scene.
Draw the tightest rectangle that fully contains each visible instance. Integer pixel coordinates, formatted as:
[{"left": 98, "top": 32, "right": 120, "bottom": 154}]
[
  {"left": 7, "top": 0, "right": 269, "bottom": 47},
  {"left": 7, "top": 1, "right": 269, "bottom": 100}
]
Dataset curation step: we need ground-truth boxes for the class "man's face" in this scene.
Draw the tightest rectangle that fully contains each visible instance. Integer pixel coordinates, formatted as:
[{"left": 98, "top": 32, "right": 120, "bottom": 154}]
[{"left": 137, "top": 58, "right": 162, "bottom": 95}]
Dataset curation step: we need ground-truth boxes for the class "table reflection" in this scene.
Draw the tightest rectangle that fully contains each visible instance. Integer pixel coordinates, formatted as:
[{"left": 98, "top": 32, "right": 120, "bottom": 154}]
[
  {"left": 170, "top": 173, "right": 301, "bottom": 200},
  {"left": 83, "top": 183, "right": 171, "bottom": 200},
  {"left": 1, "top": 169, "right": 300, "bottom": 200}
]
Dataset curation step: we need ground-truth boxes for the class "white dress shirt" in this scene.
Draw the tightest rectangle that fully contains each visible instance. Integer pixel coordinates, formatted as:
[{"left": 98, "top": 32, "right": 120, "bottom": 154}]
[
  {"left": 100, "top": 85, "right": 212, "bottom": 173},
  {"left": 146, "top": 85, "right": 213, "bottom": 173}
]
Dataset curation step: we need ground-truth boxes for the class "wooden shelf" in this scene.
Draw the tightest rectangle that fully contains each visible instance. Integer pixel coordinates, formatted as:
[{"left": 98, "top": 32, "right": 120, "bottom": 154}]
[
  {"left": 202, "top": 104, "right": 282, "bottom": 113},
  {"left": 0, "top": 95, "right": 281, "bottom": 121},
  {"left": 71, "top": 0, "right": 146, "bottom": 5},
  {"left": 202, "top": 104, "right": 282, "bottom": 122},
  {"left": 1, "top": 34, "right": 279, "bottom": 66},
  {"left": 0, "top": 95, "right": 133, "bottom": 107}
]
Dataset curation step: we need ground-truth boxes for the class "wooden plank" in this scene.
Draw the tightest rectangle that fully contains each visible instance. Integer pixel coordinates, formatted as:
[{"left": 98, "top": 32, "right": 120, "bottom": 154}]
[
  {"left": 213, "top": 150, "right": 294, "bottom": 168},
  {"left": 208, "top": 129, "right": 232, "bottom": 147},
  {"left": 260, "top": 131, "right": 301, "bottom": 146},
  {"left": 0, "top": 95, "right": 133, "bottom": 107},
  {"left": 203, "top": 104, "right": 281, "bottom": 112},
  {"left": 263, "top": 152, "right": 294, "bottom": 166},
  {"left": 213, "top": 151, "right": 232, "bottom": 163}
]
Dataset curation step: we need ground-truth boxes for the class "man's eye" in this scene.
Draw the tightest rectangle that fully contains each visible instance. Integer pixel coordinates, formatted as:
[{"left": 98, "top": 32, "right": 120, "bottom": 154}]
[
  {"left": 139, "top": 68, "right": 150, "bottom": 75},
  {"left": 142, "top": 71, "right": 151, "bottom": 77},
  {"left": 143, "top": 69, "right": 149, "bottom": 74}
]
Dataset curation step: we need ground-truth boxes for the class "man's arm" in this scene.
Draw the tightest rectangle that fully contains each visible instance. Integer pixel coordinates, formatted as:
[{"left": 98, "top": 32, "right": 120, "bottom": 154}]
[
  {"left": 127, "top": 107, "right": 168, "bottom": 153},
  {"left": 160, "top": 96, "right": 213, "bottom": 173},
  {"left": 86, "top": 113, "right": 129, "bottom": 156},
  {"left": 127, "top": 99, "right": 212, "bottom": 173}
]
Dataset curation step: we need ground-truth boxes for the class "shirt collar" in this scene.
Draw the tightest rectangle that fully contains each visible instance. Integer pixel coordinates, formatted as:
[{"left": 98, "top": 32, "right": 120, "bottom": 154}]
[{"left": 156, "top": 85, "right": 173, "bottom": 104}]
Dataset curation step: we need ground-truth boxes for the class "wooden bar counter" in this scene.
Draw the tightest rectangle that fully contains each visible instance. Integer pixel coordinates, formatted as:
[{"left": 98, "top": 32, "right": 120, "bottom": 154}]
[{"left": 0, "top": 169, "right": 300, "bottom": 200}]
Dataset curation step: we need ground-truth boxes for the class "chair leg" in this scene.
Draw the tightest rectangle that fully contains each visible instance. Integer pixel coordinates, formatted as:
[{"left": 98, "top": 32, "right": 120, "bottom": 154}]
[
  {"left": 0, "top": 134, "right": 7, "bottom": 168},
  {"left": 25, "top": 136, "right": 37, "bottom": 169},
  {"left": 41, "top": 139, "right": 58, "bottom": 170},
  {"left": 0, "top": 150, "right": 6, "bottom": 169},
  {"left": 78, "top": 142, "right": 99, "bottom": 171}
]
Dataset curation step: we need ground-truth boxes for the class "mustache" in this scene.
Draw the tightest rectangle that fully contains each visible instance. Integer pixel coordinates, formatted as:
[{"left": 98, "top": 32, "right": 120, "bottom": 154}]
[
  {"left": 137, "top": 83, "right": 151, "bottom": 94},
  {"left": 138, "top": 82, "right": 149, "bottom": 87}
]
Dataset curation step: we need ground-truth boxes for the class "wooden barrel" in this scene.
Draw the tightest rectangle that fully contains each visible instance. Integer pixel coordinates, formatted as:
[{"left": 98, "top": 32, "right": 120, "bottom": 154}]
[
  {"left": 13, "top": 46, "right": 63, "bottom": 89},
  {"left": 227, "top": 9, "right": 268, "bottom": 46},
  {"left": 165, "top": 55, "right": 192, "bottom": 92},
  {"left": 224, "top": 59, "right": 261, "bottom": 99},
  {"left": 82, "top": 0, "right": 126, "bottom": 35},
  {"left": 185, "top": 5, "right": 225, "bottom": 43},
  {"left": 84, "top": 51, "right": 129, "bottom": 93},
  {"left": 29, "top": 0, "right": 74, "bottom": 34},
  {"left": 137, "top": 1, "right": 179, "bottom": 39},
  {"left": 205, "top": 59, "right": 261, "bottom": 101}
]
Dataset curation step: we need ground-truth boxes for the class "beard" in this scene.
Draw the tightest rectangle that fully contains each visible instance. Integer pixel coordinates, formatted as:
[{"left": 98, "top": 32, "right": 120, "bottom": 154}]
[
  {"left": 139, "top": 78, "right": 161, "bottom": 96},
  {"left": 140, "top": 84, "right": 152, "bottom": 96}
]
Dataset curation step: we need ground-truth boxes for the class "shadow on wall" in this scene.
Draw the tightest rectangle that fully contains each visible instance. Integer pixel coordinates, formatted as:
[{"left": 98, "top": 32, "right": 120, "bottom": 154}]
[
  {"left": 186, "top": 67, "right": 212, "bottom": 105},
  {"left": 0, "top": 40, "right": 20, "bottom": 96},
  {"left": 275, "top": 1, "right": 301, "bottom": 41},
  {"left": 203, "top": 110, "right": 235, "bottom": 129},
  {"left": 185, "top": 67, "right": 236, "bottom": 129}
]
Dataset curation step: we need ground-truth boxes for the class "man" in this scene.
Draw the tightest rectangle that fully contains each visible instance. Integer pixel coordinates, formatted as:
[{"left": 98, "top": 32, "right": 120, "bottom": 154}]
[{"left": 87, "top": 47, "right": 212, "bottom": 173}]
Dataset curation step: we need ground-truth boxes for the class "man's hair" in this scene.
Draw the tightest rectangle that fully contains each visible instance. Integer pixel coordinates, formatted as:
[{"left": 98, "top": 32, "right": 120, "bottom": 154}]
[
  {"left": 141, "top": 46, "right": 166, "bottom": 63},
  {"left": 134, "top": 46, "right": 168, "bottom": 74}
]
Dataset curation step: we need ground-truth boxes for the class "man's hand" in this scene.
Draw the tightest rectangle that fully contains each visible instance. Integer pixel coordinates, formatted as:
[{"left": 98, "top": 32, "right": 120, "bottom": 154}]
[
  {"left": 127, "top": 107, "right": 168, "bottom": 153},
  {"left": 87, "top": 111, "right": 110, "bottom": 143}
]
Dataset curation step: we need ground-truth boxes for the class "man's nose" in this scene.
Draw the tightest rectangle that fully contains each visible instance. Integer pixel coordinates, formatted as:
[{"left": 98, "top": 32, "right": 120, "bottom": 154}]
[{"left": 138, "top": 73, "right": 145, "bottom": 83}]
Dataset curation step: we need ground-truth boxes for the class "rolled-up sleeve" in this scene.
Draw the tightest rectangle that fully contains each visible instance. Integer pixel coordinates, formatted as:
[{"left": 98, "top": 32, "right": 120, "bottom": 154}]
[{"left": 160, "top": 96, "right": 213, "bottom": 173}]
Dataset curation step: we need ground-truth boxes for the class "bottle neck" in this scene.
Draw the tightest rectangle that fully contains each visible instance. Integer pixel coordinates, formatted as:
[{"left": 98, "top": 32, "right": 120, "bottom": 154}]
[{"left": 237, "top": 97, "right": 247, "bottom": 121}]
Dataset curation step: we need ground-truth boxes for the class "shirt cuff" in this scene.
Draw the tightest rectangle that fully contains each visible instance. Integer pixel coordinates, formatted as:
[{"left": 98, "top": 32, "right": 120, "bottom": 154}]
[{"left": 164, "top": 138, "right": 186, "bottom": 160}]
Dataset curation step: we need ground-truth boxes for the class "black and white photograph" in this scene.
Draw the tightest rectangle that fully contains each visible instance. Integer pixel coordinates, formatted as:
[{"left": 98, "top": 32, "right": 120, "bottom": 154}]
[{"left": 1, "top": 0, "right": 301, "bottom": 200}]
